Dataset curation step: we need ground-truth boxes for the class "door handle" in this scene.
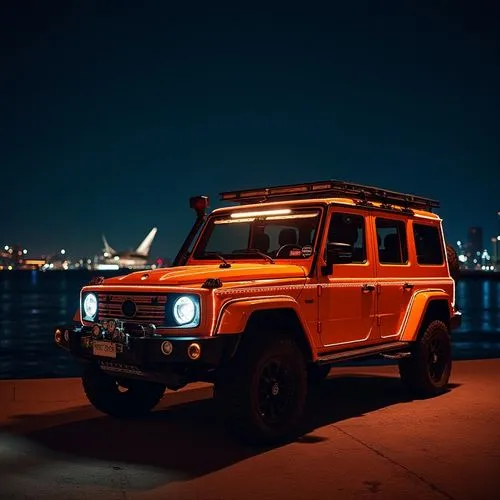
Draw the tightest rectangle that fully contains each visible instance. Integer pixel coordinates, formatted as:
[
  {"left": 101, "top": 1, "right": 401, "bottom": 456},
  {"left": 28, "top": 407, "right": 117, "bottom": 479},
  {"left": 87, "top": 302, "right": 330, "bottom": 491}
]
[
  {"left": 403, "top": 282, "right": 414, "bottom": 290},
  {"left": 361, "top": 284, "right": 375, "bottom": 293}
]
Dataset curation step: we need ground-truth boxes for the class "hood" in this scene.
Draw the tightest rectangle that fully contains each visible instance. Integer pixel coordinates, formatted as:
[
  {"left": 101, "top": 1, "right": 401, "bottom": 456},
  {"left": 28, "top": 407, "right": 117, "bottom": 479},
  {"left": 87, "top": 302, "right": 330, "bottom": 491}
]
[{"left": 103, "top": 263, "right": 307, "bottom": 287}]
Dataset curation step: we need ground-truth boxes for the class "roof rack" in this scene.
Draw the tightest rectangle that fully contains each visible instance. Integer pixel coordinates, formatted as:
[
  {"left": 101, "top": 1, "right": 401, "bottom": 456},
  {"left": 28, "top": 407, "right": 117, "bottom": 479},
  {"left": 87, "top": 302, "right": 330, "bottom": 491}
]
[{"left": 220, "top": 179, "right": 440, "bottom": 211}]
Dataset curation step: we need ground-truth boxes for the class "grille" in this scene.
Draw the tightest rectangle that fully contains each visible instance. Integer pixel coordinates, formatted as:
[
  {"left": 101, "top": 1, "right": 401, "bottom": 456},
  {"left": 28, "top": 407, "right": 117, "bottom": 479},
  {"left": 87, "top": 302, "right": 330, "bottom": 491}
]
[{"left": 98, "top": 294, "right": 167, "bottom": 326}]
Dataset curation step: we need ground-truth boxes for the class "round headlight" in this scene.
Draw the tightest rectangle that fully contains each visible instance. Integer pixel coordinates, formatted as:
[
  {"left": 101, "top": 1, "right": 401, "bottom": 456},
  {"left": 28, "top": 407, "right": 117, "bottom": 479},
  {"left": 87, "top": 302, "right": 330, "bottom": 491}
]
[
  {"left": 172, "top": 296, "right": 197, "bottom": 326},
  {"left": 83, "top": 293, "right": 98, "bottom": 319}
]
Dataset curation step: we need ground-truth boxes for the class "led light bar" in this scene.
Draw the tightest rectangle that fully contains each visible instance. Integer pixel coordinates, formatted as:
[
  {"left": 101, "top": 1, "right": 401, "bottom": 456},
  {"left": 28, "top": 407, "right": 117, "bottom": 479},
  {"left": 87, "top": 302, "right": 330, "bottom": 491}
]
[{"left": 230, "top": 209, "right": 292, "bottom": 218}]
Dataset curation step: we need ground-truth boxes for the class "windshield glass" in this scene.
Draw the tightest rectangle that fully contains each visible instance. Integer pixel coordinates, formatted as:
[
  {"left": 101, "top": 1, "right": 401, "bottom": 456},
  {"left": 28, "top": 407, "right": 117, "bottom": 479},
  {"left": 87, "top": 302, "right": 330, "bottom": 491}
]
[{"left": 192, "top": 207, "right": 322, "bottom": 261}]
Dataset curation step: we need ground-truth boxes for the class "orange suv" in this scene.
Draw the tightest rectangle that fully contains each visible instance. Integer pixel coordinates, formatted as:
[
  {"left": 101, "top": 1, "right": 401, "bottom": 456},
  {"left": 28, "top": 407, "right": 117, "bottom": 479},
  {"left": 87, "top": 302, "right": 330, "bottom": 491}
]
[{"left": 55, "top": 180, "right": 461, "bottom": 443}]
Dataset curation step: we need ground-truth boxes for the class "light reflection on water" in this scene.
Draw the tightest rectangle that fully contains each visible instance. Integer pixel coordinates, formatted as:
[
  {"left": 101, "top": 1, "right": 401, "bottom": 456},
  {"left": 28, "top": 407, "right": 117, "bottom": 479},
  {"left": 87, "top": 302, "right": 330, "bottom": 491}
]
[{"left": 0, "top": 271, "right": 499, "bottom": 379}]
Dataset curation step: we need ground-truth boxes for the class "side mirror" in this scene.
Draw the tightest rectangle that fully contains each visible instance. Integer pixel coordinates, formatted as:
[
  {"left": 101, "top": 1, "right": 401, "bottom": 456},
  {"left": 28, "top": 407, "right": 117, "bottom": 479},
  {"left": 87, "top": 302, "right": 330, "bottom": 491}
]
[{"left": 322, "top": 242, "right": 353, "bottom": 276}]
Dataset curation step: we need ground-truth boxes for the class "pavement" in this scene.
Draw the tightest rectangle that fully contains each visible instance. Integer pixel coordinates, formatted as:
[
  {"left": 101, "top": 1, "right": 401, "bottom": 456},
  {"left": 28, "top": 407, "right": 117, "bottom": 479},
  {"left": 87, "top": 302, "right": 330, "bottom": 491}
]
[{"left": 0, "top": 359, "right": 499, "bottom": 500}]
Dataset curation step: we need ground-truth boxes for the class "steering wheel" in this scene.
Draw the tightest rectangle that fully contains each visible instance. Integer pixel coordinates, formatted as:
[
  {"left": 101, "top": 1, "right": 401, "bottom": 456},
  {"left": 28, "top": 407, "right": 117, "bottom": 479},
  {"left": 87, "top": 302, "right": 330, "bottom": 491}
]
[{"left": 275, "top": 244, "right": 302, "bottom": 258}]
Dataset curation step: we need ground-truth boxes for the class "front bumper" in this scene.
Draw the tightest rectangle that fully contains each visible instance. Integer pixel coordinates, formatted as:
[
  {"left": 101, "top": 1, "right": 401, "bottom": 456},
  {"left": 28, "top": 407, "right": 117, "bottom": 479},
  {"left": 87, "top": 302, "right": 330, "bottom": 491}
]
[{"left": 54, "top": 322, "right": 239, "bottom": 369}]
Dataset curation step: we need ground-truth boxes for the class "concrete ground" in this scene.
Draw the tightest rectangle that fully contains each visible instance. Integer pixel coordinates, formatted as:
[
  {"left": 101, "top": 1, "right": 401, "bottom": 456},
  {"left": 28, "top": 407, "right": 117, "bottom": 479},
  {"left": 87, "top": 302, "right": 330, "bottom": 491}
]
[{"left": 0, "top": 359, "right": 499, "bottom": 500}]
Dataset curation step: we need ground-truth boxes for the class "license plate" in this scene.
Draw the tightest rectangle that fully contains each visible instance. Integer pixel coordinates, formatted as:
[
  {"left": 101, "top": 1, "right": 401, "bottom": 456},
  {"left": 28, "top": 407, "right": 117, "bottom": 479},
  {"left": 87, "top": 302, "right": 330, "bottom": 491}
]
[{"left": 92, "top": 341, "right": 117, "bottom": 358}]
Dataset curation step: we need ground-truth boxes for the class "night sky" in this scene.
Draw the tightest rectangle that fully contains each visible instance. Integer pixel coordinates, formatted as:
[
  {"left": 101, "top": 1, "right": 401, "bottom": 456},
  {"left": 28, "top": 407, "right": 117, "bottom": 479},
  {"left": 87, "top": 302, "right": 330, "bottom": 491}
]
[{"left": 2, "top": 1, "right": 499, "bottom": 260}]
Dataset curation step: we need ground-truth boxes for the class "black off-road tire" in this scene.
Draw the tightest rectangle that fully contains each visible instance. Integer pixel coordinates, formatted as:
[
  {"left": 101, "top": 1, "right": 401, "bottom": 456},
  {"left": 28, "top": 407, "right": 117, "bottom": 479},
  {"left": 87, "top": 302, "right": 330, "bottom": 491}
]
[
  {"left": 214, "top": 335, "right": 307, "bottom": 445},
  {"left": 399, "top": 320, "right": 452, "bottom": 398},
  {"left": 82, "top": 364, "right": 166, "bottom": 418},
  {"left": 307, "top": 363, "right": 331, "bottom": 384},
  {"left": 446, "top": 243, "right": 460, "bottom": 281}
]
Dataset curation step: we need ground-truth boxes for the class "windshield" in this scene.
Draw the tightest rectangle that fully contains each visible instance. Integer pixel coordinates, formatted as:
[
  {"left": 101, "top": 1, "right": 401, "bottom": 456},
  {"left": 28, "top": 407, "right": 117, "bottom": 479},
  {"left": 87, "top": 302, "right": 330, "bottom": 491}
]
[{"left": 191, "top": 207, "right": 322, "bottom": 261}]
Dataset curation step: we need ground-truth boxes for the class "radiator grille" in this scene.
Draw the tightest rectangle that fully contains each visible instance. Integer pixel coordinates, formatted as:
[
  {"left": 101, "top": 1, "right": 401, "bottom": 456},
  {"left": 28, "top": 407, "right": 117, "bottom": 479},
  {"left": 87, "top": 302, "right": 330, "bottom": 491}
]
[{"left": 98, "top": 293, "right": 167, "bottom": 326}]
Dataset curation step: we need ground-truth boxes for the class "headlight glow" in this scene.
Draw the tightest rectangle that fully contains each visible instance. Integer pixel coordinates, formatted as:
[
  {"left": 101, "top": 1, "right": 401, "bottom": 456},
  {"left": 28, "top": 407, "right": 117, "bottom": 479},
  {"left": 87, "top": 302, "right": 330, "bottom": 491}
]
[
  {"left": 83, "top": 293, "right": 98, "bottom": 319},
  {"left": 172, "top": 296, "right": 199, "bottom": 326}
]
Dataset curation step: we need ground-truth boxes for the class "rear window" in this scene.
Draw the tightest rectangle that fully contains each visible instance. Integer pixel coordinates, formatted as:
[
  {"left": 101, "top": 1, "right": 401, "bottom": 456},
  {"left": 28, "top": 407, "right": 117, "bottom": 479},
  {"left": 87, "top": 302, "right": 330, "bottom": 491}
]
[{"left": 413, "top": 223, "right": 444, "bottom": 265}]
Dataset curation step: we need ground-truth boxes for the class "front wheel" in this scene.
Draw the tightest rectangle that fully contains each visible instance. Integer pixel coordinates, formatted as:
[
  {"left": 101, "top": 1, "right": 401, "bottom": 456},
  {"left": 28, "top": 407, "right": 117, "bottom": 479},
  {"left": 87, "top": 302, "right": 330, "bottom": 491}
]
[
  {"left": 215, "top": 336, "right": 307, "bottom": 444},
  {"left": 82, "top": 364, "right": 166, "bottom": 418},
  {"left": 399, "top": 320, "right": 452, "bottom": 398}
]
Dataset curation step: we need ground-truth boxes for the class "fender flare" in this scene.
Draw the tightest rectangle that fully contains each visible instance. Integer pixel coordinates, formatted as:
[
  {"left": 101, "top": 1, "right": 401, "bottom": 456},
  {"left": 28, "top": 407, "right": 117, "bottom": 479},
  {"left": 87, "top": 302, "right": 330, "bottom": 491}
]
[
  {"left": 399, "top": 290, "right": 451, "bottom": 342},
  {"left": 214, "top": 295, "right": 317, "bottom": 359}
]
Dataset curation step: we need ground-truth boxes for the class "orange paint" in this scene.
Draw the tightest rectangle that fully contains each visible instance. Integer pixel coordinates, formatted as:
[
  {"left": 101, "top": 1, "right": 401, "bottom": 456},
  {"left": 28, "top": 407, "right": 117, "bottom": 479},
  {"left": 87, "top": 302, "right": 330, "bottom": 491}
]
[
  {"left": 399, "top": 291, "right": 452, "bottom": 342},
  {"left": 76, "top": 181, "right": 457, "bottom": 358}
]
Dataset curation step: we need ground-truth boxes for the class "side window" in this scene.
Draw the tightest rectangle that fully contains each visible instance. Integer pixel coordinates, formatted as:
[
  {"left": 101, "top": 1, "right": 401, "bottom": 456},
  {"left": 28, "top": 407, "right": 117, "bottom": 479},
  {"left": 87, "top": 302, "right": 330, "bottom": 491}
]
[
  {"left": 376, "top": 218, "right": 408, "bottom": 264},
  {"left": 327, "top": 212, "right": 366, "bottom": 263},
  {"left": 413, "top": 223, "right": 444, "bottom": 265}
]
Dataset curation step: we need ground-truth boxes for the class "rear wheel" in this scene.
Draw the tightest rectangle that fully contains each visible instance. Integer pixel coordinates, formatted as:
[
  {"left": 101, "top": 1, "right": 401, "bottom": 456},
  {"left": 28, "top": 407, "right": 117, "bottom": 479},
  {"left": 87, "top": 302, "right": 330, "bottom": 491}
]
[
  {"left": 82, "top": 364, "right": 166, "bottom": 418},
  {"left": 399, "top": 320, "right": 452, "bottom": 398},
  {"left": 215, "top": 335, "right": 307, "bottom": 444}
]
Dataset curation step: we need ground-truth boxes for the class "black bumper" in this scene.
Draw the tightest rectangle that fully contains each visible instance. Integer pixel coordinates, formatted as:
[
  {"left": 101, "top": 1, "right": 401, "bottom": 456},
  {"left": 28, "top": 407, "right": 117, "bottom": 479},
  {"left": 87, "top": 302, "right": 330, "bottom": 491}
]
[{"left": 54, "top": 324, "right": 240, "bottom": 368}]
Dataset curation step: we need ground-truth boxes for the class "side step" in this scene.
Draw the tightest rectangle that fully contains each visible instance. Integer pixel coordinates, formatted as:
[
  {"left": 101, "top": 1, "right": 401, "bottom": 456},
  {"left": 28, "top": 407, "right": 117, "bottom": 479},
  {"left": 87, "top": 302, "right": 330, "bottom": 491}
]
[
  {"left": 380, "top": 351, "right": 412, "bottom": 360},
  {"left": 317, "top": 341, "right": 411, "bottom": 365}
]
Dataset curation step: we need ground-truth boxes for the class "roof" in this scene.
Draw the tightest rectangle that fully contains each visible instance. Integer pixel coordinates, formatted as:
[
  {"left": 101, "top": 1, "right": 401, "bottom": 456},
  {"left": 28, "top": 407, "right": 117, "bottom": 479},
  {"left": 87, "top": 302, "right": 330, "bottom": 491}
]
[{"left": 211, "top": 196, "right": 441, "bottom": 219}]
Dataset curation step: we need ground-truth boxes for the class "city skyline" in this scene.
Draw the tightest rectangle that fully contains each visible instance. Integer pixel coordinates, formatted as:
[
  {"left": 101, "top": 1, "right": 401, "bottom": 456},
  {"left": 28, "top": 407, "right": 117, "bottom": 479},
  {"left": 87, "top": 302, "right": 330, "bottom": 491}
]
[
  {"left": 4, "top": 209, "right": 500, "bottom": 263},
  {"left": 2, "top": 3, "right": 499, "bottom": 258}
]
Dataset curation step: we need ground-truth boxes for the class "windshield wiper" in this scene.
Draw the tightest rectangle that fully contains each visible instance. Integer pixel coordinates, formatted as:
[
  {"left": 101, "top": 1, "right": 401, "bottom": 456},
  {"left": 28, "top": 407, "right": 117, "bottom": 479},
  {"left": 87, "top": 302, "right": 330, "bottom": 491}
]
[
  {"left": 236, "top": 249, "right": 275, "bottom": 264},
  {"left": 204, "top": 252, "right": 231, "bottom": 268}
]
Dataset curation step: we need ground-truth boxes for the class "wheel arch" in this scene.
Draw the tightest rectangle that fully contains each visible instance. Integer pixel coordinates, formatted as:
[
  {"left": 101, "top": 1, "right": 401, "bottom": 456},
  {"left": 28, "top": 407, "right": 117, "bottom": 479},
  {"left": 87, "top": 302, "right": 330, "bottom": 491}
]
[
  {"left": 400, "top": 291, "right": 452, "bottom": 342},
  {"left": 215, "top": 296, "right": 316, "bottom": 362}
]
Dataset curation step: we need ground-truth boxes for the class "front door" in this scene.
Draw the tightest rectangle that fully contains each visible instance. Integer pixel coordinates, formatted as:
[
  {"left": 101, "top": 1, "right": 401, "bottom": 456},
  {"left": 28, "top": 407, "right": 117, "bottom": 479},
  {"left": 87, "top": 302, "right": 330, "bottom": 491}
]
[{"left": 317, "top": 209, "right": 377, "bottom": 349}]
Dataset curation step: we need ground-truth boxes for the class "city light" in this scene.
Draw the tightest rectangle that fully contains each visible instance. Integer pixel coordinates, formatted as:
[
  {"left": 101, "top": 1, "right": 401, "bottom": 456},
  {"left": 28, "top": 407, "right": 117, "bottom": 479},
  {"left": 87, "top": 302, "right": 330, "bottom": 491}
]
[{"left": 1, "top": 209, "right": 498, "bottom": 273}]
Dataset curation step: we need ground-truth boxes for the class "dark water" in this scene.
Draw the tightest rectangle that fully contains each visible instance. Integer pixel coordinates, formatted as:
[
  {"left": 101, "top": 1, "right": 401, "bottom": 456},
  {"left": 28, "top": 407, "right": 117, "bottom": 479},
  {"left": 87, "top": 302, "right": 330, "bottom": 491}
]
[{"left": 0, "top": 271, "right": 499, "bottom": 379}]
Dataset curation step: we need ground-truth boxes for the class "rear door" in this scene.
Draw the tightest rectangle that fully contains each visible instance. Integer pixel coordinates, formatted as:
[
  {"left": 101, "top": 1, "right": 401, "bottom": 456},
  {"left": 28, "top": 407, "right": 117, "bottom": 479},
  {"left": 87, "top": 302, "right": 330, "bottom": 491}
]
[{"left": 373, "top": 215, "right": 413, "bottom": 340}]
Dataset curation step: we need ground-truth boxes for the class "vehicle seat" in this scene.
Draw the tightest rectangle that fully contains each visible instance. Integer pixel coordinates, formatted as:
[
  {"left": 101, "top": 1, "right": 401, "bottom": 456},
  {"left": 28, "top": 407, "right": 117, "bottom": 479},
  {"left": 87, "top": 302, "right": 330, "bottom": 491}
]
[
  {"left": 383, "top": 233, "right": 401, "bottom": 262},
  {"left": 279, "top": 228, "right": 297, "bottom": 246},
  {"left": 253, "top": 233, "right": 270, "bottom": 253}
]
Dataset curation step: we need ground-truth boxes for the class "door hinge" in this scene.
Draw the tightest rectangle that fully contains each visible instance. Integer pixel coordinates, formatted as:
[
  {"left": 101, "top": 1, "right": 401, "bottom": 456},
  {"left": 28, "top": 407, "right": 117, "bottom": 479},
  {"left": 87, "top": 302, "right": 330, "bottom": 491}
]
[
  {"left": 377, "top": 315, "right": 381, "bottom": 326},
  {"left": 317, "top": 285, "right": 322, "bottom": 297},
  {"left": 317, "top": 321, "right": 322, "bottom": 334},
  {"left": 376, "top": 284, "right": 382, "bottom": 295}
]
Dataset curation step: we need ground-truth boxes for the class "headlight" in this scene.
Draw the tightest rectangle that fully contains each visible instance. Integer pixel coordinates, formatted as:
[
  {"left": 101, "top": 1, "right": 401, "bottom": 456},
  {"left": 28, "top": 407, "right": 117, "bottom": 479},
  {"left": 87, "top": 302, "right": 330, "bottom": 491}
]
[
  {"left": 83, "top": 293, "right": 98, "bottom": 320},
  {"left": 172, "top": 295, "right": 200, "bottom": 327}
]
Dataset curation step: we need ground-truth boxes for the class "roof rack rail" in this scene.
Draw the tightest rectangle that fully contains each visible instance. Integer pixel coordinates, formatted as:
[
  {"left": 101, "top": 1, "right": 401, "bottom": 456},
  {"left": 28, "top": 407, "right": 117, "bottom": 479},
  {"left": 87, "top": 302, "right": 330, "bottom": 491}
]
[{"left": 220, "top": 179, "right": 440, "bottom": 211}]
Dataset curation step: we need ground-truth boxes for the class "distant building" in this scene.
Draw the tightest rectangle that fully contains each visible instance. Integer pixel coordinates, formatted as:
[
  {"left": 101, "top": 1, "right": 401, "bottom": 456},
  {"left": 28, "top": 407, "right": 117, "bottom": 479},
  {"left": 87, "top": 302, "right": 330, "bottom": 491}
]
[
  {"left": 467, "top": 226, "right": 483, "bottom": 255},
  {"left": 496, "top": 212, "right": 500, "bottom": 267}
]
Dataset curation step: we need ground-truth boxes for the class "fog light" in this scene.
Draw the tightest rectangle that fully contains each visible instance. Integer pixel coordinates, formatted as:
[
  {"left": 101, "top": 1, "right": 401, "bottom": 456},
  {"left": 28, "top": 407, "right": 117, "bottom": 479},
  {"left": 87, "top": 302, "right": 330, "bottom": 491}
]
[
  {"left": 187, "top": 343, "right": 201, "bottom": 360},
  {"left": 161, "top": 341, "right": 173, "bottom": 356},
  {"left": 54, "top": 329, "right": 62, "bottom": 343}
]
